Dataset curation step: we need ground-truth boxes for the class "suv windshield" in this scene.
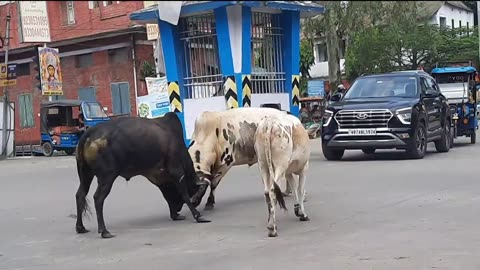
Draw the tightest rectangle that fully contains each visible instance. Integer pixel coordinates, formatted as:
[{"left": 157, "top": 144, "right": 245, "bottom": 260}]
[
  {"left": 344, "top": 75, "right": 419, "bottom": 99},
  {"left": 83, "top": 102, "right": 108, "bottom": 119}
]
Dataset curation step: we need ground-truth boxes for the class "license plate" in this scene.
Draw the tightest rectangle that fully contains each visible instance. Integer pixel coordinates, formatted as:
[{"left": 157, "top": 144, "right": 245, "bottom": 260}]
[{"left": 348, "top": 129, "right": 377, "bottom": 135}]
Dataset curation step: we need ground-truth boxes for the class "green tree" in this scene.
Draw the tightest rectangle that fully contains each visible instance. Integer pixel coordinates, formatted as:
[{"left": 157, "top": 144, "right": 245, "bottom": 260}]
[
  {"left": 304, "top": 1, "right": 391, "bottom": 89},
  {"left": 435, "top": 27, "right": 479, "bottom": 68},
  {"left": 299, "top": 38, "right": 315, "bottom": 96},
  {"left": 344, "top": 1, "right": 451, "bottom": 79}
]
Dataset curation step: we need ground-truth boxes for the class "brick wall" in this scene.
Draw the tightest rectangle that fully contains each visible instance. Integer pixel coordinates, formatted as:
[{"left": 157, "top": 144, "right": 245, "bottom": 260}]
[
  {"left": 0, "top": 1, "right": 145, "bottom": 51},
  {"left": 48, "top": 1, "right": 145, "bottom": 42},
  {"left": 9, "top": 40, "right": 153, "bottom": 145}
]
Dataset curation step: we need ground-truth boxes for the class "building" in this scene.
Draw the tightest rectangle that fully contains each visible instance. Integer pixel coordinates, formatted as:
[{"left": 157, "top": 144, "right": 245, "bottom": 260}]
[
  {"left": 130, "top": 1, "right": 324, "bottom": 144},
  {"left": 425, "top": 1, "right": 474, "bottom": 28},
  {"left": 0, "top": 1, "right": 160, "bottom": 148},
  {"left": 309, "top": 1, "right": 475, "bottom": 80}
]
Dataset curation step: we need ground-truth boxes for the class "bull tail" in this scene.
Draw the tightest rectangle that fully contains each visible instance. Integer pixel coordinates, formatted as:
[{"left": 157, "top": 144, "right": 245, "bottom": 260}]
[
  {"left": 75, "top": 135, "right": 93, "bottom": 219},
  {"left": 264, "top": 118, "right": 287, "bottom": 211}
]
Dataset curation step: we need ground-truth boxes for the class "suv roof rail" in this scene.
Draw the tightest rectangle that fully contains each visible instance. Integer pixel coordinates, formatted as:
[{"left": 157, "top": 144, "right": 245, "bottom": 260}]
[{"left": 390, "top": 70, "right": 430, "bottom": 76}]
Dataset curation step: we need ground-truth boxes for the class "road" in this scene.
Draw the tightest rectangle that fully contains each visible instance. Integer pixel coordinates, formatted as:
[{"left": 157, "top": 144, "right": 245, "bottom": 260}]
[{"left": 1, "top": 137, "right": 480, "bottom": 270}]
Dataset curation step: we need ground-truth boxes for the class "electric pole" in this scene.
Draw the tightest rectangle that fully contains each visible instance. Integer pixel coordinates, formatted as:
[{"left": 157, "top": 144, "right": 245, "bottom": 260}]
[
  {"left": 478, "top": 1, "right": 480, "bottom": 66},
  {"left": 1, "top": 0, "right": 12, "bottom": 159}
]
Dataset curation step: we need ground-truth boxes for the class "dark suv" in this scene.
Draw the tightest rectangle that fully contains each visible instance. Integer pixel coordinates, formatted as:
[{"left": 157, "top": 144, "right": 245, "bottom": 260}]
[{"left": 321, "top": 71, "right": 452, "bottom": 160}]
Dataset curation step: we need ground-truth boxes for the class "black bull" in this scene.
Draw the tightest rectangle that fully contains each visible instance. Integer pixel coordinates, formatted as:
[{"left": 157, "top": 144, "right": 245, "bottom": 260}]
[{"left": 75, "top": 112, "right": 210, "bottom": 239}]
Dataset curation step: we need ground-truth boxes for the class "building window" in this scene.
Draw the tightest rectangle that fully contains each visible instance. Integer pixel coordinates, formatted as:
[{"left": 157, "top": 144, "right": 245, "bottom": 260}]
[
  {"left": 439, "top": 17, "right": 446, "bottom": 28},
  {"left": 459, "top": 20, "right": 462, "bottom": 28},
  {"left": 88, "top": 1, "right": 100, "bottom": 9},
  {"left": 451, "top": 19, "right": 455, "bottom": 28},
  {"left": 103, "top": 1, "right": 113, "bottom": 6},
  {"left": 467, "top": 22, "right": 470, "bottom": 30},
  {"left": 75, "top": 53, "right": 93, "bottom": 68},
  {"left": 108, "top": 47, "right": 129, "bottom": 64},
  {"left": 18, "top": 94, "right": 34, "bottom": 128},
  {"left": 316, "top": 43, "right": 328, "bottom": 62},
  {"left": 66, "top": 1, "right": 75, "bottom": 25},
  {"left": 111, "top": 82, "right": 131, "bottom": 115},
  {"left": 16, "top": 63, "right": 30, "bottom": 77}
]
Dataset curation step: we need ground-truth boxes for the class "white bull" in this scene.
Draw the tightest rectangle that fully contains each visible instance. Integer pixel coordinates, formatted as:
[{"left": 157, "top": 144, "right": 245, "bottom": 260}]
[
  {"left": 254, "top": 113, "right": 310, "bottom": 237},
  {"left": 188, "top": 107, "right": 294, "bottom": 210}
]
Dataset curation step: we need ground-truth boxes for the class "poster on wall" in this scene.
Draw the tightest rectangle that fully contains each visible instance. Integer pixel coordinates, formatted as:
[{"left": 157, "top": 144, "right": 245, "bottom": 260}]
[
  {"left": 38, "top": 47, "right": 63, "bottom": 96},
  {"left": 18, "top": 1, "right": 51, "bottom": 43},
  {"left": 137, "top": 77, "right": 171, "bottom": 118},
  {"left": 307, "top": 80, "right": 325, "bottom": 97}
]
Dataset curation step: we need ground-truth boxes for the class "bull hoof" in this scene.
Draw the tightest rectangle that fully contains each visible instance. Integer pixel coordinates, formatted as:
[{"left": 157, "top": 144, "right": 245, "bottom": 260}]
[
  {"left": 172, "top": 214, "right": 186, "bottom": 221},
  {"left": 76, "top": 226, "right": 89, "bottom": 234},
  {"left": 268, "top": 231, "right": 278, "bottom": 237},
  {"left": 195, "top": 216, "right": 211, "bottom": 223},
  {"left": 299, "top": 216, "right": 310, "bottom": 222},
  {"left": 204, "top": 204, "right": 214, "bottom": 211},
  {"left": 294, "top": 204, "right": 301, "bottom": 217},
  {"left": 101, "top": 231, "right": 116, "bottom": 239}
]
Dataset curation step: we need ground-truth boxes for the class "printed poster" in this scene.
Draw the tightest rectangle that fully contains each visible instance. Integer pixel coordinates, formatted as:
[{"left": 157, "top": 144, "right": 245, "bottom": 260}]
[
  {"left": 137, "top": 77, "right": 171, "bottom": 118},
  {"left": 38, "top": 47, "right": 63, "bottom": 95}
]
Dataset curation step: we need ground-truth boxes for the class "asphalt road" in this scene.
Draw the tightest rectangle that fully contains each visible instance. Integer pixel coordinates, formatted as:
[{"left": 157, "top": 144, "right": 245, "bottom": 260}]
[{"left": 1, "top": 137, "right": 480, "bottom": 270}]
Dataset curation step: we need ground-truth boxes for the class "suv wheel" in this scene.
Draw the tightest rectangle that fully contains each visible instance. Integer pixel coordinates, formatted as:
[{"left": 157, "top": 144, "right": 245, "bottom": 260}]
[
  {"left": 434, "top": 119, "right": 451, "bottom": 153},
  {"left": 471, "top": 131, "right": 476, "bottom": 144},
  {"left": 322, "top": 143, "right": 345, "bottom": 161},
  {"left": 406, "top": 122, "right": 427, "bottom": 159}
]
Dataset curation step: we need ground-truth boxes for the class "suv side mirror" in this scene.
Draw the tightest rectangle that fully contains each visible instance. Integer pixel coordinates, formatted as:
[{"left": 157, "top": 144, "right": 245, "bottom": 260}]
[{"left": 330, "top": 93, "right": 343, "bottom": 102}]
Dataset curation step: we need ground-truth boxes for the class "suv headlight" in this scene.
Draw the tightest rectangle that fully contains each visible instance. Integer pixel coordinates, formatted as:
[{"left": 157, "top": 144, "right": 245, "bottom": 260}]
[
  {"left": 396, "top": 107, "right": 412, "bottom": 125},
  {"left": 323, "top": 109, "right": 334, "bottom": 126}
]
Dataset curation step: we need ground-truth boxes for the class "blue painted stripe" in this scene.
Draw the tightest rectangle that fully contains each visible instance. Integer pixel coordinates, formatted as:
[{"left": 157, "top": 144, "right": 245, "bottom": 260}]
[
  {"left": 281, "top": 10, "right": 301, "bottom": 117},
  {"left": 290, "top": 12, "right": 300, "bottom": 74},
  {"left": 214, "top": 6, "right": 234, "bottom": 75},
  {"left": 242, "top": 1, "right": 262, "bottom": 8},
  {"left": 241, "top": 6, "right": 252, "bottom": 74},
  {"left": 182, "top": 1, "right": 237, "bottom": 16},
  {"left": 158, "top": 19, "right": 188, "bottom": 141},
  {"left": 235, "top": 73, "right": 243, "bottom": 107},
  {"left": 159, "top": 20, "right": 179, "bottom": 82},
  {"left": 266, "top": 1, "right": 325, "bottom": 13}
]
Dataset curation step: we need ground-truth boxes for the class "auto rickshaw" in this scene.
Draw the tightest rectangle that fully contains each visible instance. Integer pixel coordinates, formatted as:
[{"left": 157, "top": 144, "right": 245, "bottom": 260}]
[
  {"left": 431, "top": 64, "right": 478, "bottom": 144},
  {"left": 299, "top": 96, "right": 326, "bottom": 139},
  {"left": 38, "top": 100, "right": 110, "bottom": 156}
]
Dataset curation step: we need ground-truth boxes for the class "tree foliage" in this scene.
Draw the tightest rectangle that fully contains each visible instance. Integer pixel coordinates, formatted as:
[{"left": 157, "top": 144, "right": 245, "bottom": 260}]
[
  {"left": 300, "top": 39, "right": 315, "bottom": 79},
  {"left": 344, "top": 1, "right": 480, "bottom": 80},
  {"left": 299, "top": 38, "right": 315, "bottom": 96},
  {"left": 303, "top": 1, "right": 395, "bottom": 88}
]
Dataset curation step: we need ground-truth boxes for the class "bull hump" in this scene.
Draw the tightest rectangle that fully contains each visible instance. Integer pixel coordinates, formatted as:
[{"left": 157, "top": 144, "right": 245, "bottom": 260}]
[
  {"left": 235, "top": 121, "right": 258, "bottom": 161},
  {"left": 83, "top": 138, "right": 108, "bottom": 163}
]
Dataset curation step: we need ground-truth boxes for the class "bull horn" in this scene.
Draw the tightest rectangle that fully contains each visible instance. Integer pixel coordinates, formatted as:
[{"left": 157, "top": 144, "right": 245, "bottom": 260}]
[{"left": 196, "top": 178, "right": 211, "bottom": 186}]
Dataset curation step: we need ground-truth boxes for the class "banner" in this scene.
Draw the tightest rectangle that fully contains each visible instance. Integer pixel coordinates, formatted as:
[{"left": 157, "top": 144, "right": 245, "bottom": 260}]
[
  {"left": 137, "top": 77, "right": 170, "bottom": 118},
  {"left": 146, "top": 23, "right": 159, "bottom": 41},
  {"left": 308, "top": 80, "right": 325, "bottom": 97},
  {"left": 18, "top": 1, "right": 51, "bottom": 43},
  {"left": 158, "top": 1, "right": 182, "bottom": 26},
  {"left": 38, "top": 47, "right": 63, "bottom": 95}
]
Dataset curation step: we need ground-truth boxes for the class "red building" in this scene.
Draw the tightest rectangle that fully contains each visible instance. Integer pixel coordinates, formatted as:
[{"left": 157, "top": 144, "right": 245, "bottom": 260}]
[{"left": 0, "top": 1, "right": 155, "bottom": 148}]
